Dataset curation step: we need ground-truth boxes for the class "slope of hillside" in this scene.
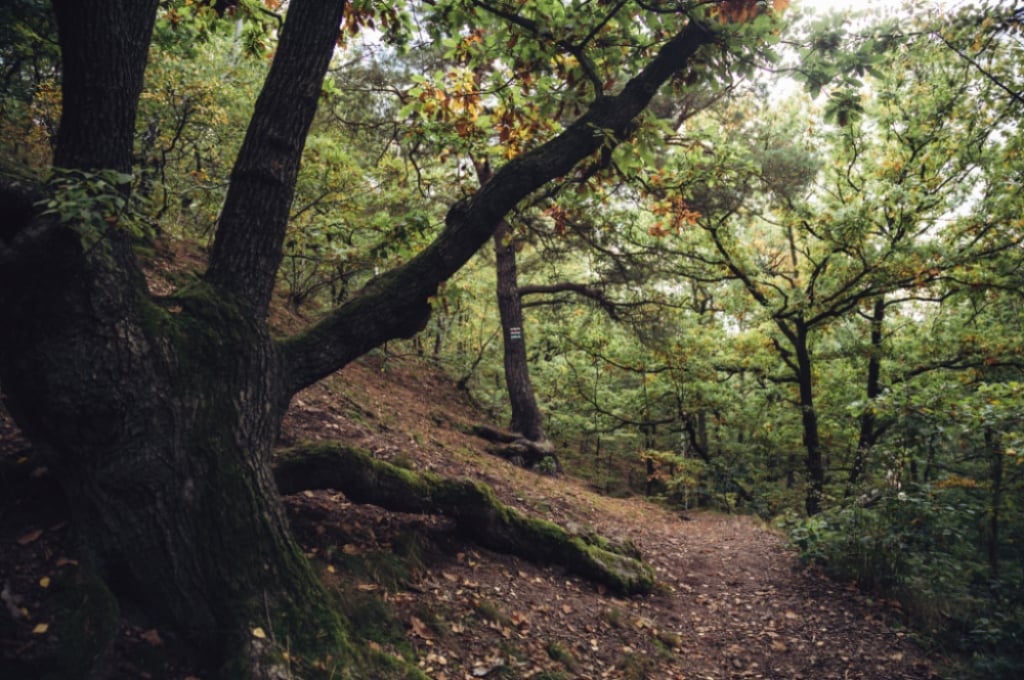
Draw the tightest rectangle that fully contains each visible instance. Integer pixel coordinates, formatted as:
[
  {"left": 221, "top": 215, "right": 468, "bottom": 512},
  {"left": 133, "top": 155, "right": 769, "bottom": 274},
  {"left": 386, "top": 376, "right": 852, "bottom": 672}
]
[{"left": 1, "top": 349, "right": 941, "bottom": 679}]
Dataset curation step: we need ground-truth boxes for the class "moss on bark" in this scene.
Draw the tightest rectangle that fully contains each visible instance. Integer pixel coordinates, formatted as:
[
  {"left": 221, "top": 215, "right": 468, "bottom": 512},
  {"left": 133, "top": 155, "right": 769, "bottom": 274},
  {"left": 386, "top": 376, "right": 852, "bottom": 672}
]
[{"left": 273, "top": 443, "right": 656, "bottom": 595}]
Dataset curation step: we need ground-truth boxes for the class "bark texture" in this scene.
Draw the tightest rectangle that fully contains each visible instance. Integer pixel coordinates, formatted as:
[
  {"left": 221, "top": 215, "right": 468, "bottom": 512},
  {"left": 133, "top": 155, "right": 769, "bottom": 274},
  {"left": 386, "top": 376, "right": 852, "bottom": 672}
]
[{"left": 205, "top": 0, "right": 349, "bottom": 314}]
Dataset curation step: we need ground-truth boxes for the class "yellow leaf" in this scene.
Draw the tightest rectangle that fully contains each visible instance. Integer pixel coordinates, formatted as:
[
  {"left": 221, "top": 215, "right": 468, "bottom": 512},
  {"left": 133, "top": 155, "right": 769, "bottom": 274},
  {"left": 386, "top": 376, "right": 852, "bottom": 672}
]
[
  {"left": 251, "top": 627, "right": 267, "bottom": 639},
  {"left": 32, "top": 623, "right": 49, "bottom": 635},
  {"left": 39, "top": 577, "right": 51, "bottom": 589}
]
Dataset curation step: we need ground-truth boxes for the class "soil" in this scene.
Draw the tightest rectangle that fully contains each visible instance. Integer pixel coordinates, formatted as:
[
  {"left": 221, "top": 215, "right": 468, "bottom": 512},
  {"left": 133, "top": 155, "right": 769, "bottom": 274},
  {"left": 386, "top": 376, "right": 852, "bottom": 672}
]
[{"left": 1, "top": 349, "right": 944, "bottom": 679}]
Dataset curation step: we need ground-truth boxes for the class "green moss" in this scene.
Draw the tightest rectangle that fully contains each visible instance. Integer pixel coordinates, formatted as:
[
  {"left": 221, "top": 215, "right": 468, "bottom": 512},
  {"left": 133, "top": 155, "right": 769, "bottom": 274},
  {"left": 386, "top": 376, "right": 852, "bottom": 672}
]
[
  {"left": 615, "top": 652, "right": 659, "bottom": 680},
  {"left": 279, "top": 443, "right": 657, "bottom": 596},
  {"left": 603, "top": 606, "right": 625, "bottom": 629},
  {"left": 545, "top": 640, "right": 577, "bottom": 670},
  {"left": 472, "top": 598, "right": 510, "bottom": 626},
  {"left": 337, "top": 588, "right": 409, "bottom": 653}
]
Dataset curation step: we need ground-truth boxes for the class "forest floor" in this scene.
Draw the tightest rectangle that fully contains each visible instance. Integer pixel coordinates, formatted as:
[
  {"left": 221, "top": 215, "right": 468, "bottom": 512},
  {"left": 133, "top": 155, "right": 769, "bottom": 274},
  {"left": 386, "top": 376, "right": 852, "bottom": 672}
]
[{"left": 1, "top": 348, "right": 945, "bottom": 679}]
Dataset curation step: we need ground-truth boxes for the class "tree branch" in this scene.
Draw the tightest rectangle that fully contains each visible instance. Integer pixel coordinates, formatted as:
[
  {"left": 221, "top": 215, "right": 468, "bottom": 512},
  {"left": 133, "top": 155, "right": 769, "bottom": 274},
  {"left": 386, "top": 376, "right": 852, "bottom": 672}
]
[
  {"left": 519, "top": 281, "right": 623, "bottom": 319},
  {"left": 205, "top": 0, "right": 348, "bottom": 315},
  {"left": 279, "top": 17, "right": 718, "bottom": 395}
]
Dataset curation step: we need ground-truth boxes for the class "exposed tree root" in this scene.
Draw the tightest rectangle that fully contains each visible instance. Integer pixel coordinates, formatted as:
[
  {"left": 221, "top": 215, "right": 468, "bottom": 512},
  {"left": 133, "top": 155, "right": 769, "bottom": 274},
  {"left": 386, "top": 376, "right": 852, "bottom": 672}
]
[
  {"left": 466, "top": 423, "right": 561, "bottom": 471},
  {"left": 273, "top": 443, "right": 654, "bottom": 595}
]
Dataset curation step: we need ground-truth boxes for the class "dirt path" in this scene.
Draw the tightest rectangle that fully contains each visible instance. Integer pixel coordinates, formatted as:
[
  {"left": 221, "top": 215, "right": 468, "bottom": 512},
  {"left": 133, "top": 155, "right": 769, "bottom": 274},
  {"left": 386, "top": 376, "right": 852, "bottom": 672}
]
[
  {"left": 278, "top": 356, "right": 941, "bottom": 679},
  {"left": 1, "top": 354, "right": 942, "bottom": 678},
  {"left": 283, "top": 486, "right": 936, "bottom": 679}
]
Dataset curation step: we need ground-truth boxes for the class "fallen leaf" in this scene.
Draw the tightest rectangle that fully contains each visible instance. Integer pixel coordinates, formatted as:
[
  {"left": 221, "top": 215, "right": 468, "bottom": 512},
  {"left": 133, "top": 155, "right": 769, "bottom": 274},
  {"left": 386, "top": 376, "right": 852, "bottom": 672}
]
[
  {"left": 409, "top": 616, "right": 433, "bottom": 639},
  {"left": 32, "top": 623, "right": 48, "bottom": 634},
  {"left": 38, "top": 577, "right": 51, "bottom": 589},
  {"left": 140, "top": 629, "right": 163, "bottom": 646},
  {"left": 17, "top": 529, "right": 43, "bottom": 545},
  {"left": 251, "top": 627, "right": 267, "bottom": 639},
  {"left": 342, "top": 544, "right": 360, "bottom": 555}
]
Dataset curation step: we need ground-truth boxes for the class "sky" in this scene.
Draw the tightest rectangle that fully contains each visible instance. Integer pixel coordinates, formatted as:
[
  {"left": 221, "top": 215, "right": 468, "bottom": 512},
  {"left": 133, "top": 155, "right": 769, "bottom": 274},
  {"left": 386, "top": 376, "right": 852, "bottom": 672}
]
[{"left": 796, "top": 0, "right": 965, "bottom": 18}]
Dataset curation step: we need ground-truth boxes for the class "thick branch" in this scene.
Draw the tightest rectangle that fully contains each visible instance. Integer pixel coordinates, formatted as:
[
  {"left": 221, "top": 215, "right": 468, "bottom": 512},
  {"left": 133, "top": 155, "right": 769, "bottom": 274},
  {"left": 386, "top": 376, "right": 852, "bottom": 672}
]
[
  {"left": 205, "top": 0, "right": 348, "bottom": 315},
  {"left": 52, "top": 0, "right": 159, "bottom": 173},
  {"left": 519, "top": 281, "right": 623, "bottom": 319},
  {"left": 280, "top": 18, "right": 718, "bottom": 395},
  {"left": 273, "top": 443, "right": 655, "bottom": 594}
]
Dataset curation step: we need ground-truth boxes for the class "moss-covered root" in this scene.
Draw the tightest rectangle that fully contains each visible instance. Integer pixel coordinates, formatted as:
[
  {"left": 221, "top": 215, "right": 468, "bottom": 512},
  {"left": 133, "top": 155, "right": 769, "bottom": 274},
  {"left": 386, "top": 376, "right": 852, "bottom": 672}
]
[{"left": 273, "top": 443, "right": 656, "bottom": 595}]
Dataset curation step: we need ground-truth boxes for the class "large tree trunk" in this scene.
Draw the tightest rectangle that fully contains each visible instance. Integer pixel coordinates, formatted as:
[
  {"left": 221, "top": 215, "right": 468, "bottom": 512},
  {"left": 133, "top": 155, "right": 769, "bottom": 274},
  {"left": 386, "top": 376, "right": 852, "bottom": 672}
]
[
  {"left": 0, "top": 241, "right": 351, "bottom": 676},
  {"left": 0, "top": 1, "right": 355, "bottom": 675}
]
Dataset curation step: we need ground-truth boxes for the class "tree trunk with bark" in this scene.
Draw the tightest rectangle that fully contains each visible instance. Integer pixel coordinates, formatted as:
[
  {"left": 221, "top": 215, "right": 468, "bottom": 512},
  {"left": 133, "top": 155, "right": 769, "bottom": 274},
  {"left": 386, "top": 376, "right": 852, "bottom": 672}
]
[
  {"left": 493, "top": 220, "right": 549, "bottom": 444},
  {"left": 849, "top": 297, "right": 886, "bottom": 490},
  {"left": 787, "top": 318, "right": 825, "bottom": 516},
  {"left": 472, "top": 161, "right": 551, "bottom": 457},
  {"left": 0, "top": 1, "right": 718, "bottom": 675}
]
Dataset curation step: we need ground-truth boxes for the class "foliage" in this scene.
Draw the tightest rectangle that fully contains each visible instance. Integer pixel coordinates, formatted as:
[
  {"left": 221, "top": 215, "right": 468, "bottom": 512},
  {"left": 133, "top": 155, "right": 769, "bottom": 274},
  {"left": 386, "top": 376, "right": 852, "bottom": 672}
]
[{"left": 26, "top": 168, "right": 162, "bottom": 259}]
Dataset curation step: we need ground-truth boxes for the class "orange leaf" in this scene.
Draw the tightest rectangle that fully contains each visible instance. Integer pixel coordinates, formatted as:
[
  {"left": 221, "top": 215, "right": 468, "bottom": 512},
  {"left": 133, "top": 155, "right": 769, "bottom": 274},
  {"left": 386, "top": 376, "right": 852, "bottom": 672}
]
[
  {"left": 17, "top": 529, "right": 42, "bottom": 545},
  {"left": 409, "top": 615, "right": 434, "bottom": 639},
  {"left": 140, "top": 629, "right": 164, "bottom": 647}
]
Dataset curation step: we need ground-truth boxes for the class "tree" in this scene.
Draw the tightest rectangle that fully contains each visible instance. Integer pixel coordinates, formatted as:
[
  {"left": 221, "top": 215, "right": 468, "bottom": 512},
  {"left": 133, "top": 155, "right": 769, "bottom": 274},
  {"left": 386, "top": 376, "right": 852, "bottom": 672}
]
[{"left": 0, "top": 0, "right": 757, "bottom": 675}]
